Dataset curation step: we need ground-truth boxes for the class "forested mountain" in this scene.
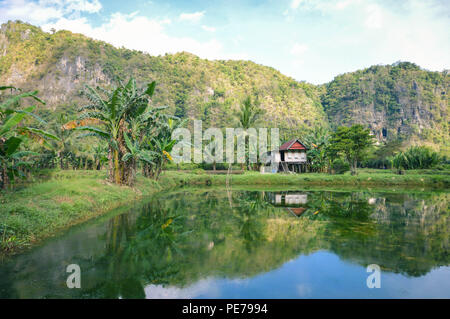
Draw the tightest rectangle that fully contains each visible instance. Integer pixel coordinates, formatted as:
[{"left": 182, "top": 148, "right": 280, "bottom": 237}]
[
  {"left": 322, "top": 62, "right": 449, "bottom": 154},
  {"left": 1, "top": 21, "right": 448, "bottom": 154}
]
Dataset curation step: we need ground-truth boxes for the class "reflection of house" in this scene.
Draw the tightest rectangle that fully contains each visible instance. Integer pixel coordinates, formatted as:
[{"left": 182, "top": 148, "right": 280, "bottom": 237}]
[
  {"left": 286, "top": 207, "right": 307, "bottom": 217},
  {"left": 267, "top": 192, "right": 308, "bottom": 217},
  {"left": 274, "top": 194, "right": 307, "bottom": 205},
  {"left": 261, "top": 139, "right": 308, "bottom": 173}
]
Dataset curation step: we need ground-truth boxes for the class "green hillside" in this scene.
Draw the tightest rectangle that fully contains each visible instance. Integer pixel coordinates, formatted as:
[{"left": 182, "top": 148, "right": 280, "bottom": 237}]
[
  {"left": 322, "top": 63, "right": 449, "bottom": 154},
  {"left": 0, "top": 21, "right": 448, "bottom": 154},
  {"left": 0, "top": 21, "right": 326, "bottom": 136}
]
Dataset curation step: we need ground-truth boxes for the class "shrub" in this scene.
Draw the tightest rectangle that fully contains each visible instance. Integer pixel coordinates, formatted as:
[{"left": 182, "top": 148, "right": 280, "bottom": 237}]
[
  {"left": 331, "top": 158, "right": 350, "bottom": 174},
  {"left": 392, "top": 146, "right": 441, "bottom": 170}
]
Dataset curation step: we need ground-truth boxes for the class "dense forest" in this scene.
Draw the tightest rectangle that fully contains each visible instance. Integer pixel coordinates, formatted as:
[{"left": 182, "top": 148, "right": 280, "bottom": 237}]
[{"left": 0, "top": 21, "right": 448, "bottom": 156}]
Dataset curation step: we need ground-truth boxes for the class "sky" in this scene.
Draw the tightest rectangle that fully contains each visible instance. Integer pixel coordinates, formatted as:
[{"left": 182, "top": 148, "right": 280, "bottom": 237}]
[{"left": 0, "top": 0, "right": 449, "bottom": 84}]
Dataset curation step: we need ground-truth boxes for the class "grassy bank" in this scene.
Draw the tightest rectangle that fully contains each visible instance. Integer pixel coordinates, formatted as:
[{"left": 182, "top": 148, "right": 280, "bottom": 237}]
[
  {"left": 0, "top": 170, "right": 178, "bottom": 255},
  {"left": 162, "top": 168, "right": 450, "bottom": 188},
  {"left": 1, "top": 168, "right": 449, "bottom": 256}
]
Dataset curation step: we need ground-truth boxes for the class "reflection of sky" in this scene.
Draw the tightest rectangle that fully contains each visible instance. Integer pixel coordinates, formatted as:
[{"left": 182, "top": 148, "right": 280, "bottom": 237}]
[{"left": 144, "top": 251, "right": 450, "bottom": 299}]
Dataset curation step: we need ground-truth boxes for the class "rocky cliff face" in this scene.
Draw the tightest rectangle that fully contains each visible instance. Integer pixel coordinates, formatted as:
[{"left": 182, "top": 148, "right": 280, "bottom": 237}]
[{"left": 322, "top": 63, "right": 449, "bottom": 153}]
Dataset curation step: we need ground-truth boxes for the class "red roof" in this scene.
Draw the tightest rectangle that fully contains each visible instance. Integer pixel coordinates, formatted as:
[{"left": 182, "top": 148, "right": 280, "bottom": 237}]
[{"left": 279, "top": 139, "right": 307, "bottom": 151}]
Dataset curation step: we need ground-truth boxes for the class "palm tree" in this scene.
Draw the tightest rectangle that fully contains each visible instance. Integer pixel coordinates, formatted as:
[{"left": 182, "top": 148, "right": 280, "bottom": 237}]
[
  {"left": 237, "top": 96, "right": 262, "bottom": 130},
  {"left": 236, "top": 96, "right": 263, "bottom": 170}
]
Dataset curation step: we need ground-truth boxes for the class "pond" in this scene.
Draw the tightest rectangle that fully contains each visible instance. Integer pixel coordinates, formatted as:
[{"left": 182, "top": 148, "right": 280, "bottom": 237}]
[{"left": 0, "top": 188, "right": 448, "bottom": 298}]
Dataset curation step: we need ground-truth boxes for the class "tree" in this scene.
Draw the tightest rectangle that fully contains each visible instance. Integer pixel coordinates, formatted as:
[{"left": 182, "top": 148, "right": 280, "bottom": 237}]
[
  {"left": 64, "top": 78, "right": 157, "bottom": 185},
  {"left": 302, "top": 126, "right": 331, "bottom": 172},
  {"left": 93, "top": 143, "right": 108, "bottom": 170},
  {"left": 237, "top": 96, "right": 262, "bottom": 130},
  {"left": 0, "top": 86, "right": 58, "bottom": 189},
  {"left": 236, "top": 96, "right": 263, "bottom": 170},
  {"left": 50, "top": 114, "right": 76, "bottom": 169},
  {"left": 142, "top": 116, "right": 184, "bottom": 180},
  {"left": 327, "top": 124, "right": 374, "bottom": 175}
]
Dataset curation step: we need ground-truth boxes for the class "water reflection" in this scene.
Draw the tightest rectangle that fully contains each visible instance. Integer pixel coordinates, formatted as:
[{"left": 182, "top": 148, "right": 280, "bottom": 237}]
[
  {"left": 267, "top": 191, "right": 308, "bottom": 217},
  {"left": 0, "top": 189, "right": 448, "bottom": 298}
]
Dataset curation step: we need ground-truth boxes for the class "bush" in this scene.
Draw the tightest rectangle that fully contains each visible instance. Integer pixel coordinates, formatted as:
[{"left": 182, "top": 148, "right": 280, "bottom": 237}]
[
  {"left": 164, "top": 163, "right": 201, "bottom": 170},
  {"left": 392, "top": 146, "right": 441, "bottom": 170},
  {"left": 192, "top": 168, "right": 206, "bottom": 175},
  {"left": 331, "top": 158, "right": 350, "bottom": 174},
  {"left": 200, "top": 162, "right": 229, "bottom": 170}
]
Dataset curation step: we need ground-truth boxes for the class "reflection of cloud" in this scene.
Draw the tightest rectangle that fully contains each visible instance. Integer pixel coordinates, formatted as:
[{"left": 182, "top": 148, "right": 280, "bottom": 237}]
[
  {"left": 296, "top": 283, "right": 312, "bottom": 297},
  {"left": 144, "top": 278, "right": 221, "bottom": 299}
]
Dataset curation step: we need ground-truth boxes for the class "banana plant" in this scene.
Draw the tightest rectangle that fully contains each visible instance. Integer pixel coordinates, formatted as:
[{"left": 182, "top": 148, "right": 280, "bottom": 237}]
[
  {"left": 0, "top": 86, "right": 59, "bottom": 189},
  {"left": 93, "top": 143, "right": 108, "bottom": 170},
  {"left": 143, "top": 115, "right": 184, "bottom": 179},
  {"left": 65, "top": 78, "right": 157, "bottom": 185},
  {"left": 302, "top": 126, "right": 331, "bottom": 173},
  {"left": 122, "top": 132, "right": 157, "bottom": 180}
]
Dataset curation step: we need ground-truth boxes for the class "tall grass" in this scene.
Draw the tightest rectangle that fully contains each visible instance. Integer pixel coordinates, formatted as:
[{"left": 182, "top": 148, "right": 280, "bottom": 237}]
[{"left": 392, "top": 146, "right": 441, "bottom": 170}]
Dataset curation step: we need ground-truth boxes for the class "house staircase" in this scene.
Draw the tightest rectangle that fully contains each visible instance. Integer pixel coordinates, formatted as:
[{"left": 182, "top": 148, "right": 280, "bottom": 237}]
[{"left": 281, "top": 162, "right": 293, "bottom": 173}]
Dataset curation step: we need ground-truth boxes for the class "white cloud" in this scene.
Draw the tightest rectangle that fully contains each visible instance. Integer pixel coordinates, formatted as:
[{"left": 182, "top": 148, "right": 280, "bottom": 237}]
[
  {"left": 290, "top": 43, "right": 308, "bottom": 56},
  {"left": 179, "top": 11, "right": 205, "bottom": 23},
  {"left": 290, "top": 0, "right": 303, "bottom": 10},
  {"left": 373, "top": 1, "right": 450, "bottom": 72},
  {"left": 64, "top": 0, "right": 102, "bottom": 13},
  {"left": 290, "top": 43, "right": 308, "bottom": 67},
  {"left": 40, "top": 11, "right": 246, "bottom": 61},
  {"left": 0, "top": 0, "right": 101, "bottom": 25},
  {"left": 0, "top": 1, "right": 245, "bottom": 61},
  {"left": 284, "top": 0, "right": 449, "bottom": 82},
  {"left": 201, "top": 25, "right": 216, "bottom": 32},
  {"left": 289, "top": 0, "right": 359, "bottom": 12},
  {"left": 364, "top": 3, "right": 383, "bottom": 29}
]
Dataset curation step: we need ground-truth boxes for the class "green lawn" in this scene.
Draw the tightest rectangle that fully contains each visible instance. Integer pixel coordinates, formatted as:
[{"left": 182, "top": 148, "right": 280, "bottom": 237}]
[
  {"left": 1, "top": 168, "right": 449, "bottom": 256},
  {"left": 161, "top": 168, "right": 450, "bottom": 188}
]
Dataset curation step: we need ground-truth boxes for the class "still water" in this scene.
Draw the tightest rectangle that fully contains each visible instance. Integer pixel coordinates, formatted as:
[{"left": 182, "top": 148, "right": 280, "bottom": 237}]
[{"left": 0, "top": 188, "right": 448, "bottom": 298}]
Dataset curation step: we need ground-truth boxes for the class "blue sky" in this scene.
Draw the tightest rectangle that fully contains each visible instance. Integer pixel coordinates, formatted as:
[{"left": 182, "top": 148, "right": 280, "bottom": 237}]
[{"left": 1, "top": 0, "right": 449, "bottom": 84}]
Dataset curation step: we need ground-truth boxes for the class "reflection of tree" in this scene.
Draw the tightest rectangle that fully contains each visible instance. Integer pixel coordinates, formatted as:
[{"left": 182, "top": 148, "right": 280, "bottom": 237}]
[
  {"left": 103, "top": 191, "right": 447, "bottom": 297},
  {"left": 8, "top": 189, "right": 446, "bottom": 298},
  {"left": 233, "top": 192, "right": 268, "bottom": 253},
  {"left": 265, "top": 190, "right": 449, "bottom": 277},
  {"left": 80, "top": 198, "right": 191, "bottom": 298},
  {"left": 314, "top": 191, "right": 449, "bottom": 277}
]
